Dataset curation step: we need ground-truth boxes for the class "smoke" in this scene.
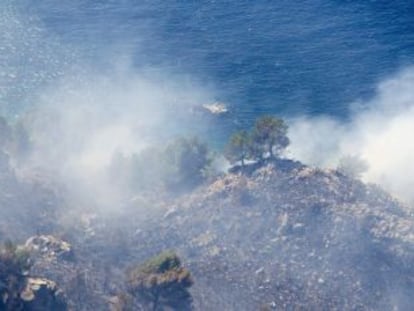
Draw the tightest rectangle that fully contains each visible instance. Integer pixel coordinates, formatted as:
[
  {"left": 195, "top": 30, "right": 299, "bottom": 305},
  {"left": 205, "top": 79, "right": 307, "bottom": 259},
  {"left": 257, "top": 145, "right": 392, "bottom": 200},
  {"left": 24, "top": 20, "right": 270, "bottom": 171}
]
[
  {"left": 3, "top": 1, "right": 414, "bottom": 208},
  {"left": 28, "top": 68, "right": 210, "bottom": 165},
  {"left": 289, "top": 66, "right": 414, "bottom": 205},
  {"left": 17, "top": 64, "right": 216, "bottom": 211},
  {"left": 0, "top": 2, "right": 217, "bottom": 210}
]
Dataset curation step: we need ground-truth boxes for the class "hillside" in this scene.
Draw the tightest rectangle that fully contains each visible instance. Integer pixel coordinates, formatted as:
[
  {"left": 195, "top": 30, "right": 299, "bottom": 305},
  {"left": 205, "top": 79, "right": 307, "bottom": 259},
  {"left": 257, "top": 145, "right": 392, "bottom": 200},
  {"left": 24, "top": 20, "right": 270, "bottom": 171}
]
[
  {"left": 144, "top": 159, "right": 414, "bottom": 310},
  {"left": 3, "top": 157, "right": 413, "bottom": 310}
]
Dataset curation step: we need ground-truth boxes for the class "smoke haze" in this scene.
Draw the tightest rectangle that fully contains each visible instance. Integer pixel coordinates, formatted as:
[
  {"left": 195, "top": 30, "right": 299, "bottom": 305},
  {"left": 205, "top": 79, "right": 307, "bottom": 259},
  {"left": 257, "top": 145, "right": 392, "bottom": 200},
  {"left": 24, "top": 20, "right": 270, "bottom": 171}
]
[
  {"left": 290, "top": 67, "right": 414, "bottom": 205},
  {"left": 2, "top": 1, "right": 414, "bottom": 208},
  {"left": 0, "top": 2, "right": 218, "bottom": 211}
]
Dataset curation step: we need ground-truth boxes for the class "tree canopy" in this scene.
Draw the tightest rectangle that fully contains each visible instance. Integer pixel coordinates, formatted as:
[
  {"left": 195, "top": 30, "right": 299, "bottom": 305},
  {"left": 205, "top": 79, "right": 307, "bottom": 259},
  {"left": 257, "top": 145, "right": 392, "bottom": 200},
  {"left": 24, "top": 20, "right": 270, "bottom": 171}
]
[
  {"left": 109, "top": 136, "right": 212, "bottom": 194},
  {"left": 251, "top": 115, "right": 289, "bottom": 159},
  {"left": 224, "top": 115, "right": 290, "bottom": 167},
  {"left": 224, "top": 130, "right": 251, "bottom": 167},
  {"left": 162, "top": 137, "right": 211, "bottom": 190}
]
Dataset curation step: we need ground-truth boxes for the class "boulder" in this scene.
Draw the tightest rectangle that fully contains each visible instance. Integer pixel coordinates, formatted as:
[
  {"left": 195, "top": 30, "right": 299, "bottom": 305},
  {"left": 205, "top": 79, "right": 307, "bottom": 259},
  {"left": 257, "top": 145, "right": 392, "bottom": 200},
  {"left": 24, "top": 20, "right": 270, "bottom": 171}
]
[
  {"left": 20, "top": 277, "right": 67, "bottom": 310},
  {"left": 25, "top": 235, "right": 74, "bottom": 262}
]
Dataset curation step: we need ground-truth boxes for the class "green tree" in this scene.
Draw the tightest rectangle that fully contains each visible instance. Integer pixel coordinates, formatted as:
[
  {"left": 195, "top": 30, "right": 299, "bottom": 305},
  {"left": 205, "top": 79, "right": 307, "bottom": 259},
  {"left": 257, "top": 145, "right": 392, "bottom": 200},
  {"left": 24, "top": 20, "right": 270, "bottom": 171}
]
[
  {"left": 127, "top": 251, "right": 193, "bottom": 311},
  {"left": 251, "top": 115, "right": 289, "bottom": 160},
  {"left": 224, "top": 130, "right": 251, "bottom": 167},
  {"left": 109, "top": 137, "right": 212, "bottom": 194},
  {"left": 162, "top": 137, "right": 211, "bottom": 190}
]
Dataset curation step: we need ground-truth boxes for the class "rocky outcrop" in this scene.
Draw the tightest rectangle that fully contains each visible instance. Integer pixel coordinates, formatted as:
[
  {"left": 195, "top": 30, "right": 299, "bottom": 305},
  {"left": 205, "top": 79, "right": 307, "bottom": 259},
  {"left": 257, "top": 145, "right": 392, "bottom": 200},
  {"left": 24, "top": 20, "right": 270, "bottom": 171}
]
[
  {"left": 26, "top": 234, "right": 109, "bottom": 311},
  {"left": 25, "top": 235, "right": 74, "bottom": 262},
  {"left": 20, "top": 277, "right": 67, "bottom": 311},
  {"left": 0, "top": 241, "right": 68, "bottom": 311}
]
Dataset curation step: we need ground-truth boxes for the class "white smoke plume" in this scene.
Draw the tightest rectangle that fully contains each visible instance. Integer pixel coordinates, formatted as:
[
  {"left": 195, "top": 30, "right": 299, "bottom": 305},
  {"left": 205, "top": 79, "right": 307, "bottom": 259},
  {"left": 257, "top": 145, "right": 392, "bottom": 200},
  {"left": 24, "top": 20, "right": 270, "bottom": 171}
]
[
  {"left": 0, "top": 2, "right": 217, "bottom": 209},
  {"left": 289, "top": 67, "right": 414, "bottom": 205}
]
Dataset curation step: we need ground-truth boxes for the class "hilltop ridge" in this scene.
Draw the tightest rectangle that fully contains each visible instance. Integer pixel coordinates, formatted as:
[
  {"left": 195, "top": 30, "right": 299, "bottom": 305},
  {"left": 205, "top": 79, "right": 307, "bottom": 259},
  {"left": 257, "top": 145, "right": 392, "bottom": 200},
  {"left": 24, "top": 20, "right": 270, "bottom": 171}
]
[{"left": 4, "top": 158, "right": 410, "bottom": 310}]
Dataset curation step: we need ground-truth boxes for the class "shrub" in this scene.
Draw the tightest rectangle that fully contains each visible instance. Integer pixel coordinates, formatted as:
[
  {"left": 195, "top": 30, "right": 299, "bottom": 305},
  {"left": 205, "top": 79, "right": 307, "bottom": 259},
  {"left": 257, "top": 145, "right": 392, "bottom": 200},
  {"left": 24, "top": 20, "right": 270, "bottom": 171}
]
[{"left": 127, "top": 251, "right": 193, "bottom": 311}]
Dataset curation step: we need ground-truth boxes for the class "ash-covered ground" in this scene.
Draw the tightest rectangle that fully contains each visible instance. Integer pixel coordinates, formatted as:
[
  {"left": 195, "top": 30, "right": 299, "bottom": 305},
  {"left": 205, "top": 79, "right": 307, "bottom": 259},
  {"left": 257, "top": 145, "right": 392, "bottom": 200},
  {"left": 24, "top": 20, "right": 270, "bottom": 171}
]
[{"left": 2, "top": 151, "right": 413, "bottom": 310}]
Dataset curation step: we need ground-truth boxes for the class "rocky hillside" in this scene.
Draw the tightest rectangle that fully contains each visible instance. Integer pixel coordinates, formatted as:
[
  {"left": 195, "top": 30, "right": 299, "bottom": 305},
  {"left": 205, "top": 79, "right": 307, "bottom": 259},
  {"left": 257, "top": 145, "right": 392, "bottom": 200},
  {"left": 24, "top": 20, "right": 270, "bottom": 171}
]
[
  {"left": 140, "top": 159, "right": 414, "bottom": 310},
  {"left": 1, "top": 157, "right": 414, "bottom": 310}
]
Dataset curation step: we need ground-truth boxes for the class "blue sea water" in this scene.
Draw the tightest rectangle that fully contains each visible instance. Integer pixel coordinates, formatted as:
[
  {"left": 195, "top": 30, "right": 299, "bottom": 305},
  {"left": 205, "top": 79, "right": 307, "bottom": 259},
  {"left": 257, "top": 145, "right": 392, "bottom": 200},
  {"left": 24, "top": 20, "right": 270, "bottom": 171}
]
[{"left": 2, "top": 0, "right": 414, "bottom": 138}]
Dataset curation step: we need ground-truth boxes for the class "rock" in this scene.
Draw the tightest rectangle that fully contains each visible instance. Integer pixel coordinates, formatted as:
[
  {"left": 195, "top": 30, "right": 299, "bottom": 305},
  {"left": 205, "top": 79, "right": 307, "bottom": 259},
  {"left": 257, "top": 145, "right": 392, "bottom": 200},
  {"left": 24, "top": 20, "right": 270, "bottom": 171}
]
[
  {"left": 20, "top": 277, "right": 67, "bottom": 310},
  {"left": 148, "top": 161, "right": 414, "bottom": 310},
  {"left": 25, "top": 235, "right": 74, "bottom": 262}
]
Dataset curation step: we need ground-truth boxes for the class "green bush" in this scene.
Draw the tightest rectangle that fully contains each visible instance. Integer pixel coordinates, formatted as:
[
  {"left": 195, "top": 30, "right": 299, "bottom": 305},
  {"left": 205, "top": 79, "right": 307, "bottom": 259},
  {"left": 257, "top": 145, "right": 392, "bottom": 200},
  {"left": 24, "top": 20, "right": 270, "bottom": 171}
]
[{"left": 127, "top": 251, "right": 193, "bottom": 311}]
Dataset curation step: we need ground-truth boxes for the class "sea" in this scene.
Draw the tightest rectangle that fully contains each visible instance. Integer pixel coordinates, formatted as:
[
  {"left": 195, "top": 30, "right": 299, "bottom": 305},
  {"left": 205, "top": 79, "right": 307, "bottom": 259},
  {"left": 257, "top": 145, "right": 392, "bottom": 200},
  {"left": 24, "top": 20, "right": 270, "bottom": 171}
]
[{"left": 1, "top": 0, "right": 413, "bottom": 145}]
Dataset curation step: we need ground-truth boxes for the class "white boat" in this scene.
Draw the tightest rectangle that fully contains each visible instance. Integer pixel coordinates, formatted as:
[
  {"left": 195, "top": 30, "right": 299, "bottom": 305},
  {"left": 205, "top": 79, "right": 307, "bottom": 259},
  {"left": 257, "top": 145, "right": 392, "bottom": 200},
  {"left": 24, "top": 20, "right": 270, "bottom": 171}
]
[{"left": 202, "top": 102, "right": 228, "bottom": 114}]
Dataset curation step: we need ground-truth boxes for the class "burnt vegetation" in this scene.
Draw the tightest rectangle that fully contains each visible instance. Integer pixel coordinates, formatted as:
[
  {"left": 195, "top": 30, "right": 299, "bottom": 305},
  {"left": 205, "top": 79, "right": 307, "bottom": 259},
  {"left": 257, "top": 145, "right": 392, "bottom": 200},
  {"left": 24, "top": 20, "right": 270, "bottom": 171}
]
[{"left": 0, "top": 114, "right": 414, "bottom": 310}]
